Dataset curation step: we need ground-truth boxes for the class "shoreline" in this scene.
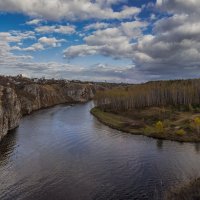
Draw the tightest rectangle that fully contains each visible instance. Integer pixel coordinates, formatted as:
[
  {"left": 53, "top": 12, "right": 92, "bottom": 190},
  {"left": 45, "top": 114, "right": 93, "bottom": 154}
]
[
  {"left": 6, "top": 100, "right": 87, "bottom": 135},
  {"left": 165, "top": 178, "right": 200, "bottom": 200},
  {"left": 91, "top": 107, "right": 200, "bottom": 143},
  {"left": 0, "top": 76, "right": 98, "bottom": 143}
]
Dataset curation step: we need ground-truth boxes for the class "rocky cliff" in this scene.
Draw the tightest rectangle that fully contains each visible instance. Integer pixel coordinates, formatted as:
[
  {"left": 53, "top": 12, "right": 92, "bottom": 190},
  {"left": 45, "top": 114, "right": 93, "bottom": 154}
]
[
  {"left": 17, "top": 83, "right": 96, "bottom": 115},
  {"left": 0, "top": 76, "right": 101, "bottom": 142},
  {"left": 0, "top": 86, "right": 21, "bottom": 141}
]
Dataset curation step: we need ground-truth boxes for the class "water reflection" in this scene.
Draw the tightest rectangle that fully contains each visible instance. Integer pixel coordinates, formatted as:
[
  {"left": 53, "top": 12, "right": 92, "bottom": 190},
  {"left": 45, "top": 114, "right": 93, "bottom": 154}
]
[
  {"left": 195, "top": 143, "right": 200, "bottom": 153},
  {"left": 0, "top": 129, "right": 17, "bottom": 166},
  {"left": 0, "top": 102, "right": 200, "bottom": 200},
  {"left": 156, "top": 140, "right": 163, "bottom": 150}
]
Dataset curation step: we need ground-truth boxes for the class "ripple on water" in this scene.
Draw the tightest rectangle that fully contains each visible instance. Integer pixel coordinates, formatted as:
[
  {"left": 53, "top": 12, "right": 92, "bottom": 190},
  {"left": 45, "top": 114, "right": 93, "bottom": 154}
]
[{"left": 0, "top": 102, "right": 200, "bottom": 200}]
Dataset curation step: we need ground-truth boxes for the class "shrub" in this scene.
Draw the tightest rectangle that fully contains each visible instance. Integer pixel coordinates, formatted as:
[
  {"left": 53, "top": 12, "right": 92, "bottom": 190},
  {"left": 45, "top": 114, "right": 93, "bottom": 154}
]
[
  {"left": 194, "top": 117, "right": 200, "bottom": 134},
  {"left": 194, "top": 117, "right": 200, "bottom": 125},
  {"left": 155, "top": 121, "right": 164, "bottom": 133},
  {"left": 176, "top": 129, "right": 186, "bottom": 136},
  {"left": 143, "top": 126, "right": 154, "bottom": 135}
]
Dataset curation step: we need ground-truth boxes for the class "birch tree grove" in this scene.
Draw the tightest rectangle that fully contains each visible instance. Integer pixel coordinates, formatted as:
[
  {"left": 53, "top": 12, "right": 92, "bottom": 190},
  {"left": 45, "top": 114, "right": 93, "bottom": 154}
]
[{"left": 94, "top": 79, "right": 200, "bottom": 111}]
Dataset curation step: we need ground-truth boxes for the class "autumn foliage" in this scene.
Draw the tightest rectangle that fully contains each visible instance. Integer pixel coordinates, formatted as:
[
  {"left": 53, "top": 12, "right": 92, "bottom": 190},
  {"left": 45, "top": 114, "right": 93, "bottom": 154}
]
[
  {"left": 94, "top": 79, "right": 200, "bottom": 111},
  {"left": 155, "top": 121, "right": 164, "bottom": 134},
  {"left": 194, "top": 117, "right": 200, "bottom": 134}
]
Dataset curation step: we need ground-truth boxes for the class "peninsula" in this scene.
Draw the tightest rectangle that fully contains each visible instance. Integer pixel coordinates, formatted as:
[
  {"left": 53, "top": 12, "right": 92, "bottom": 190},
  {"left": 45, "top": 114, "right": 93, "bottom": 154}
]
[{"left": 91, "top": 79, "right": 200, "bottom": 142}]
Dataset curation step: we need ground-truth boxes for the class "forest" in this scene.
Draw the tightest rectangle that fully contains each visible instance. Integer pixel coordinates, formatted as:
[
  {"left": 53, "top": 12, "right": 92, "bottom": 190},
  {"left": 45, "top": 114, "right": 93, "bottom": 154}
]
[{"left": 94, "top": 79, "right": 200, "bottom": 112}]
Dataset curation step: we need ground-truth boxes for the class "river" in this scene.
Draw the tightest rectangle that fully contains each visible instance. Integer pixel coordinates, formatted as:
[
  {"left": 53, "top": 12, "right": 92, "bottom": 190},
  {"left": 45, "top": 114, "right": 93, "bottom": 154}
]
[{"left": 0, "top": 102, "right": 200, "bottom": 200}]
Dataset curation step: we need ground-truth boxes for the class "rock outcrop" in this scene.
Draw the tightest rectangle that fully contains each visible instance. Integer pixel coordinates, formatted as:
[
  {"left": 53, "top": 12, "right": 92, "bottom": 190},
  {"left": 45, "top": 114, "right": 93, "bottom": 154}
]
[
  {"left": 17, "top": 83, "right": 95, "bottom": 115},
  {"left": 0, "top": 77, "right": 100, "bottom": 142},
  {"left": 0, "top": 86, "right": 21, "bottom": 141}
]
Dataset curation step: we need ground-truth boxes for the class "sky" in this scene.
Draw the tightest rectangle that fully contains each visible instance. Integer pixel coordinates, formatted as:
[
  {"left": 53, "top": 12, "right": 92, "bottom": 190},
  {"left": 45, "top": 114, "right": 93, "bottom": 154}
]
[{"left": 0, "top": 0, "right": 200, "bottom": 83}]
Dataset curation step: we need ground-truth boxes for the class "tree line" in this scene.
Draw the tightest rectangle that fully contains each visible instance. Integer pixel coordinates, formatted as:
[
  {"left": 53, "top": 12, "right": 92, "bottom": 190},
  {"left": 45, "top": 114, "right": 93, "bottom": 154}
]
[{"left": 94, "top": 79, "right": 200, "bottom": 111}]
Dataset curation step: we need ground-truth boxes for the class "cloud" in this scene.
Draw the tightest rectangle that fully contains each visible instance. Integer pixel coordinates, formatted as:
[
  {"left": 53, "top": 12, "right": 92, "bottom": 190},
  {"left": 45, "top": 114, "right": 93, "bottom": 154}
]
[
  {"left": 0, "top": 60, "right": 141, "bottom": 83},
  {"left": 0, "top": 29, "right": 143, "bottom": 82},
  {"left": 0, "top": 31, "right": 35, "bottom": 43},
  {"left": 23, "top": 37, "right": 66, "bottom": 51},
  {"left": 0, "top": 0, "right": 140, "bottom": 20},
  {"left": 84, "top": 22, "right": 110, "bottom": 31},
  {"left": 38, "top": 36, "right": 65, "bottom": 47},
  {"left": 64, "top": 21, "right": 147, "bottom": 59},
  {"left": 121, "top": 21, "right": 147, "bottom": 39},
  {"left": 2, "top": 0, "right": 200, "bottom": 82},
  {"left": 64, "top": 0, "right": 200, "bottom": 80},
  {"left": 4, "top": 32, "right": 67, "bottom": 52},
  {"left": 26, "top": 18, "right": 43, "bottom": 25},
  {"left": 0, "top": 30, "right": 39, "bottom": 52},
  {"left": 35, "top": 25, "right": 76, "bottom": 34},
  {"left": 129, "top": 0, "right": 200, "bottom": 78},
  {"left": 0, "top": 39, "right": 32, "bottom": 67},
  {"left": 157, "top": 0, "right": 200, "bottom": 15},
  {"left": 23, "top": 43, "right": 44, "bottom": 51}
]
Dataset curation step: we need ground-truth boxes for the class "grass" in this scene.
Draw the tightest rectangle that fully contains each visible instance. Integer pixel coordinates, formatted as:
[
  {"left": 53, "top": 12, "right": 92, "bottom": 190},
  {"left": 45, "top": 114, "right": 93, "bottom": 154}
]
[
  {"left": 90, "top": 107, "right": 141, "bottom": 134},
  {"left": 91, "top": 107, "right": 200, "bottom": 142}
]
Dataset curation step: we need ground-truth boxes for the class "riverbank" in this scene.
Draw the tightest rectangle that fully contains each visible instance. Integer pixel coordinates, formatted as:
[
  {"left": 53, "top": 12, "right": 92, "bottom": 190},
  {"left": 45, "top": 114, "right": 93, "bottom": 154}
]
[
  {"left": 91, "top": 107, "right": 200, "bottom": 142},
  {"left": 165, "top": 178, "right": 200, "bottom": 200}
]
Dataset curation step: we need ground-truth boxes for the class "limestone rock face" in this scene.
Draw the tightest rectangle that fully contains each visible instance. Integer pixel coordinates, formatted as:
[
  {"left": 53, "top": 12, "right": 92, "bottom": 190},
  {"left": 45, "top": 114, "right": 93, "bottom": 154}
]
[
  {"left": 0, "top": 86, "right": 21, "bottom": 141},
  {"left": 18, "top": 83, "right": 96, "bottom": 115},
  {"left": 63, "top": 84, "right": 95, "bottom": 102},
  {"left": 0, "top": 81, "right": 98, "bottom": 142},
  {"left": 19, "top": 84, "right": 69, "bottom": 115}
]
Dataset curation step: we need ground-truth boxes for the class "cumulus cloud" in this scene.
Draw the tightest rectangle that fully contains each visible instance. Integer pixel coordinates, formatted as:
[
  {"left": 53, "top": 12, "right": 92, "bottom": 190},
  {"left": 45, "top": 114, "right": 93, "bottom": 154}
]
[
  {"left": 84, "top": 22, "right": 110, "bottom": 31},
  {"left": 35, "top": 25, "right": 76, "bottom": 34},
  {"left": 0, "top": 0, "right": 140, "bottom": 20},
  {"left": 157, "top": 0, "right": 200, "bottom": 15},
  {"left": 2, "top": 0, "right": 200, "bottom": 82},
  {"left": 0, "top": 30, "right": 38, "bottom": 52},
  {"left": 0, "top": 60, "right": 141, "bottom": 83},
  {"left": 2, "top": 31, "right": 67, "bottom": 52},
  {"left": 64, "top": 21, "right": 147, "bottom": 59},
  {"left": 0, "top": 39, "right": 32, "bottom": 68},
  {"left": 64, "top": 0, "right": 200, "bottom": 80},
  {"left": 0, "top": 31, "right": 35, "bottom": 43},
  {"left": 0, "top": 30, "right": 144, "bottom": 82},
  {"left": 26, "top": 18, "right": 43, "bottom": 25},
  {"left": 38, "top": 37, "right": 65, "bottom": 47},
  {"left": 130, "top": 0, "right": 200, "bottom": 78},
  {"left": 23, "top": 43, "right": 44, "bottom": 51},
  {"left": 121, "top": 21, "right": 147, "bottom": 39},
  {"left": 23, "top": 37, "right": 66, "bottom": 51}
]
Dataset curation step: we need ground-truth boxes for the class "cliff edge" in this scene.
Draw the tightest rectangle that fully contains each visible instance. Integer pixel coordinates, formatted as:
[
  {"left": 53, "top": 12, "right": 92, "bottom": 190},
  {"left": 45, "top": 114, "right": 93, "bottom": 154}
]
[{"left": 0, "top": 76, "right": 101, "bottom": 142}]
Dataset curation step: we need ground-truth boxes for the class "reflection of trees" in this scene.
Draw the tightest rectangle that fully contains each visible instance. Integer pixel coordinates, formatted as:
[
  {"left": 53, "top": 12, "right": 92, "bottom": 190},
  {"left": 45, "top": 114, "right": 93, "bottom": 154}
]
[
  {"left": 194, "top": 143, "right": 200, "bottom": 153},
  {"left": 156, "top": 139, "right": 163, "bottom": 150},
  {"left": 0, "top": 129, "right": 17, "bottom": 166}
]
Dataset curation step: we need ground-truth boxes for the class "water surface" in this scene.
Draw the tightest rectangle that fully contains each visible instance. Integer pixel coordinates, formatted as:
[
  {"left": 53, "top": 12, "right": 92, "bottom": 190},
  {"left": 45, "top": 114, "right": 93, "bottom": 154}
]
[{"left": 0, "top": 102, "right": 200, "bottom": 200}]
